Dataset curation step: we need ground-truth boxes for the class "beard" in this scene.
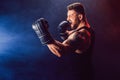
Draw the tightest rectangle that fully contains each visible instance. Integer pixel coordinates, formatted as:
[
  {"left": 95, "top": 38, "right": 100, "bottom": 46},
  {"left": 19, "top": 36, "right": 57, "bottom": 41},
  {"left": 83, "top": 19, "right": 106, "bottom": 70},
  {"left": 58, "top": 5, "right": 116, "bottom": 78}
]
[
  {"left": 71, "top": 19, "right": 81, "bottom": 30},
  {"left": 71, "top": 24, "right": 77, "bottom": 30}
]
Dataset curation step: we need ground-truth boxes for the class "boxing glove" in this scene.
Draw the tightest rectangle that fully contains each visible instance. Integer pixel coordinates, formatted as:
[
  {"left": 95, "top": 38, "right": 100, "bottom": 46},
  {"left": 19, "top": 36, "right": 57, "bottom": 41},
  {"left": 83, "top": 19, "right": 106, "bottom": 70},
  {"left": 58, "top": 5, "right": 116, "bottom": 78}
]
[
  {"left": 57, "top": 21, "right": 71, "bottom": 40},
  {"left": 32, "top": 18, "right": 54, "bottom": 45}
]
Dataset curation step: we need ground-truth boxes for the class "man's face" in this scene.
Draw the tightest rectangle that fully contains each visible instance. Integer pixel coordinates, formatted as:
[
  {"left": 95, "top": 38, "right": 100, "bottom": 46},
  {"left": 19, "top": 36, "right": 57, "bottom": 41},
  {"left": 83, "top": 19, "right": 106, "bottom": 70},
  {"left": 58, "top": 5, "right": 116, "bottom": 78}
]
[{"left": 67, "top": 10, "right": 80, "bottom": 29}]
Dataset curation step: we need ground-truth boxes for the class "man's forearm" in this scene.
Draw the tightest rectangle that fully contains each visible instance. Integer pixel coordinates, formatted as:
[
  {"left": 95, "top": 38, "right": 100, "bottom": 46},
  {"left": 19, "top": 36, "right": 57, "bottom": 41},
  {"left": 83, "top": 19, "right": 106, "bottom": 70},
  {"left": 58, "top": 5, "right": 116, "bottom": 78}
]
[{"left": 47, "top": 40, "right": 69, "bottom": 57}]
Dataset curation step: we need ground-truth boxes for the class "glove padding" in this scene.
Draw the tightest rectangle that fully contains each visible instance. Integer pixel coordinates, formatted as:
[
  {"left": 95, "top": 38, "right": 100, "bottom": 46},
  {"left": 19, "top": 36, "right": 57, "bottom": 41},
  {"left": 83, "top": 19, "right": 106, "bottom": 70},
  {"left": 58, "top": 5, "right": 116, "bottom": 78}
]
[
  {"left": 32, "top": 18, "right": 54, "bottom": 45},
  {"left": 57, "top": 21, "right": 71, "bottom": 40}
]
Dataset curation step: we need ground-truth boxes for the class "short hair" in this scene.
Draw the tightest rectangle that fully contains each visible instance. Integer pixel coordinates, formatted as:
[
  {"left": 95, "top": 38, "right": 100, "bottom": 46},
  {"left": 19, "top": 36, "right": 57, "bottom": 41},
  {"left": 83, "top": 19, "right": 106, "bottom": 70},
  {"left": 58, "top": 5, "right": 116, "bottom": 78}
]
[{"left": 67, "top": 2, "right": 85, "bottom": 15}]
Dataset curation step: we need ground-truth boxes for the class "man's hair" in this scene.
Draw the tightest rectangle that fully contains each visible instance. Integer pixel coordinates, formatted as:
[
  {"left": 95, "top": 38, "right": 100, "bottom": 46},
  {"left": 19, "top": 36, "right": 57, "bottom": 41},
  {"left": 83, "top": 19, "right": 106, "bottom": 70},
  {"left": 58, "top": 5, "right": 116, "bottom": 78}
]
[
  {"left": 67, "top": 2, "right": 90, "bottom": 26},
  {"left": 67, "top": 2, "right": 85, "bottom": 15}
]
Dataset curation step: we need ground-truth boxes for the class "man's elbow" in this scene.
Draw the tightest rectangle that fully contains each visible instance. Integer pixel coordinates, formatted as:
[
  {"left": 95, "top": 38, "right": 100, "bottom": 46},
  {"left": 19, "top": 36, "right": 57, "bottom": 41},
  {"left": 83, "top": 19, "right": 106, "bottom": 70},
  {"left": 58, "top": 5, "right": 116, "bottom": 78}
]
[
  {"left": 52, "top": 51, "right": 62, "bottom": 57},
  {"left": 57, "top": 54, "right": 62, "bottom": 57},
  {"left": 52, "top": 53, "right": 61, "bottom": 57}
]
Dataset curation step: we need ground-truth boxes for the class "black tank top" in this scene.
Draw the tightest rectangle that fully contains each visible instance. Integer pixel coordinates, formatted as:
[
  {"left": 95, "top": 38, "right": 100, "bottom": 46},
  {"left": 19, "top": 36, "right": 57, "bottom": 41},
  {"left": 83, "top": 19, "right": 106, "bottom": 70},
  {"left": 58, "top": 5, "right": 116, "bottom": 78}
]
[{"left": 58, "top": 26, "right": 95, "bottom": 80}]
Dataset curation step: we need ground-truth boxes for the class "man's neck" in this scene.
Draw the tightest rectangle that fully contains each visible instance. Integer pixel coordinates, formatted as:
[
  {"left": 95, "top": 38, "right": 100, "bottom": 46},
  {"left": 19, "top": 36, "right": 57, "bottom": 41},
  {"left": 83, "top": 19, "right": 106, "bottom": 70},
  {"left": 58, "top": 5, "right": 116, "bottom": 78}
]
[
  {"left": 76, "top": 20, "right": 90, "bottom": 30},
  {"left": 76, "top": 21, "right": 86, "bottom": 30}
]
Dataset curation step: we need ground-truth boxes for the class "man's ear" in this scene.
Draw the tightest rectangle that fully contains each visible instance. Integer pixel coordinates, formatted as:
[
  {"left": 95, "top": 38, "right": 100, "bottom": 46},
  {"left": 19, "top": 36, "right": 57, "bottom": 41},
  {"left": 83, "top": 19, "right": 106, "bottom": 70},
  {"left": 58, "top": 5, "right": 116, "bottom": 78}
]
[{"left": 78, "top": 14, "right": 83, "bottom": 21}]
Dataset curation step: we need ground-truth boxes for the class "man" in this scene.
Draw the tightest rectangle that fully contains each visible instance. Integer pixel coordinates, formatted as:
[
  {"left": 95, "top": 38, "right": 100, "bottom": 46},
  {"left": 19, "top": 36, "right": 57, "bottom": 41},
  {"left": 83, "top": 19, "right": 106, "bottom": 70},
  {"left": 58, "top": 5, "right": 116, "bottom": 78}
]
[{"left": 32, "top": 2, "right": 95, "bottom": 80}]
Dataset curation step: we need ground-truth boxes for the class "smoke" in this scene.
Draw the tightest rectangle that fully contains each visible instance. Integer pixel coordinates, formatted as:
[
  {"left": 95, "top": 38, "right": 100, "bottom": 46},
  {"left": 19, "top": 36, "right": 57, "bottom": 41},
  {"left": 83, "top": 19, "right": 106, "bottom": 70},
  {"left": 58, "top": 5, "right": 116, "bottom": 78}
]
[{"left": 0, "top": 0, "right": 120, "bottom": 80}]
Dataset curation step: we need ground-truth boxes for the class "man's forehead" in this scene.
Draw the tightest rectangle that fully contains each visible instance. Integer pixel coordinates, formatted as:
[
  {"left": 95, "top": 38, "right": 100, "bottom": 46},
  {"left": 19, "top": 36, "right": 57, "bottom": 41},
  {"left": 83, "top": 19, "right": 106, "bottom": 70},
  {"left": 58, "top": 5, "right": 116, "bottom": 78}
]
[{"left": 67, "top": 10, "right": 77, "bottom": 15}]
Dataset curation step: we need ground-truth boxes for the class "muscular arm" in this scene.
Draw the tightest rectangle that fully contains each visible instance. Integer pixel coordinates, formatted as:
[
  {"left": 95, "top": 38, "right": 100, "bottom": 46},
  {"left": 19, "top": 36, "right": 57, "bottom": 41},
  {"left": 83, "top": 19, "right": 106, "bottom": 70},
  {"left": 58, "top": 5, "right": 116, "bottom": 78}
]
[
  {"left": 47, "top": 29, "right": 91, "bottom": 57},
  {"left": 47, "top": 40, "right": 71, "bottom": 57}
]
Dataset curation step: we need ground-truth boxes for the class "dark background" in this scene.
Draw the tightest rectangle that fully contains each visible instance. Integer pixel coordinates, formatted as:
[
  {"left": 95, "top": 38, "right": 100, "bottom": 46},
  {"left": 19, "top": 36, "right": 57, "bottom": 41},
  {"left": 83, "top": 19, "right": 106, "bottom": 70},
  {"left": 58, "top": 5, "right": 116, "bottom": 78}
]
[{"left": 0, "top": 0, "right": 120, "bottom": 80}]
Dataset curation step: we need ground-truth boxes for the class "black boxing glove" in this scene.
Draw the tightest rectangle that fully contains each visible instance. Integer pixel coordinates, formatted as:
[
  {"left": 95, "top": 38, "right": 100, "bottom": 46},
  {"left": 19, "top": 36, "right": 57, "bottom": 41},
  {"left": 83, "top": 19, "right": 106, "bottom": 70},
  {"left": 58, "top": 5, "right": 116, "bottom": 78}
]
[
  {"left": 57, "top": 21, "right": 71, "bottom": 40},
  {"left": 32, "top": 18, "right": 54, "bottom": 45}
]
